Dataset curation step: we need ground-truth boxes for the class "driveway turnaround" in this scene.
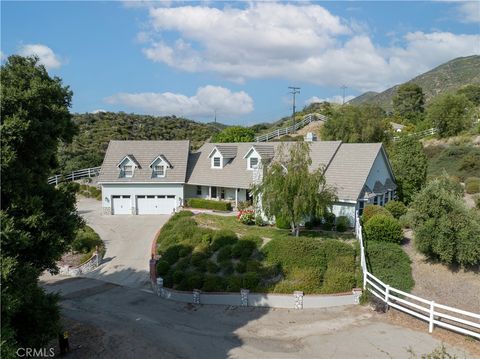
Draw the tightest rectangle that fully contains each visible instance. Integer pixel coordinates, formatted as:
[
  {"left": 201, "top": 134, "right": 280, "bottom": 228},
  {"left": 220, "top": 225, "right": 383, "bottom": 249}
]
[
  {"left": 42, "top": 276, "right": 475, "bottom": 359},
  {"left": 76, "top": 198, "right": 169, "bottom": 288}
]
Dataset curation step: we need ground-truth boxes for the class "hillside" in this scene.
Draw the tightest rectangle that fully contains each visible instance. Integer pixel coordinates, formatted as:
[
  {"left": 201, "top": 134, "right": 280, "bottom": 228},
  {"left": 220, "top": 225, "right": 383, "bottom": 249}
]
[
  {"left": 57, "top": 112, "right": 220, "bottom": 173},
  {"left": 349, "top": 55, "right": 480, "bottom": 111}
]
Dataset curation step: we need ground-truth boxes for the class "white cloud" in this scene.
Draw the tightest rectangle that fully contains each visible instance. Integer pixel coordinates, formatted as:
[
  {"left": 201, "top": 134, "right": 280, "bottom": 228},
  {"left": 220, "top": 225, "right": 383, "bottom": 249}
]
[
  {"left": 306, "top": 95, "right": 355, "bottom": 105},
  {"left": 456, "top": 1, "right": 480, "bottom": 23},
  {"left": 139, "top": 3, "right": 480, "bottom": 92},
  {"left": 104, "top": 85, "right": 254, "bottom": 119},
  {"left": 18, "top": 44, "right": 63, "bottom": 69}
]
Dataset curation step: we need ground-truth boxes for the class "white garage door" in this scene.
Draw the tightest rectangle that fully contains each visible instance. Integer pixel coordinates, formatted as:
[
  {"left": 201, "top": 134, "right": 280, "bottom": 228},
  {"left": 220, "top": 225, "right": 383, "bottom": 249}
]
[
  {"left": 137, "top": 195, "right": 176, "bottom": 215},
  {"left": 112, "top": 195, "right": 131, "bottom": 215}
]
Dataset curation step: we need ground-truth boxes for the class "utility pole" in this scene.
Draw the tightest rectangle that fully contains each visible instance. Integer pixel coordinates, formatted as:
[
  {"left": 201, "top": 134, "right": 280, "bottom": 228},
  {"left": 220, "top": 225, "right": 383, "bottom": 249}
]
[
  {"left": 214, "top": 109, "right": 217, "bottom": 123},
  {"left": 288, "top": 86, "right": 300, "bottom": 132},
  {"left": 341, "top": 85, "right": 347, "bottom": 105}
]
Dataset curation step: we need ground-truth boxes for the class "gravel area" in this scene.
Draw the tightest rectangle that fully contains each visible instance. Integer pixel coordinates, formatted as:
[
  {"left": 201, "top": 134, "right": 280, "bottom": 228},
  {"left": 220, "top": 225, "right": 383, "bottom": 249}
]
[{"left": 402, "top": 230, "right": 480, "bottom": 314}]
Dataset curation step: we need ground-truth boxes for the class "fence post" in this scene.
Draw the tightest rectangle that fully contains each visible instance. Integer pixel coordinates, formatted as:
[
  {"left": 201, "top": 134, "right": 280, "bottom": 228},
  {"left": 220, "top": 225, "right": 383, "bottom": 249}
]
[
  {"left": 88, "top": 168, "right": 91, "bottom": 177},
  {"left": 55, "top": 175, "right": 59, "bottom": 186},
  {"left": 72, "top": 172, "right": 75, "bottom": 181},
  {"left": 363, "top": 270, "right": 367, "bottom": 290},
  {"left": 384, "top": 285, "right": 390, "bottom": 308},
  {"left": 429, "top": 301, "right": 435, "bottom": 333}
]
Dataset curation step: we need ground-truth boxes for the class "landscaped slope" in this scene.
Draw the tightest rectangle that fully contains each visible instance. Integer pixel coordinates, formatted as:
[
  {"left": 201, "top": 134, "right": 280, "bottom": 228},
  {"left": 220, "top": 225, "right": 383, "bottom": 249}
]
[
  {"left": 350, "top": 55, "right": 480, "bottom": 111},
  {"left": 57, "top": 112, "right": 221, "bottom": 173},
  {"left": 155, "top": 211, "right": 362, "bottom": 294}
]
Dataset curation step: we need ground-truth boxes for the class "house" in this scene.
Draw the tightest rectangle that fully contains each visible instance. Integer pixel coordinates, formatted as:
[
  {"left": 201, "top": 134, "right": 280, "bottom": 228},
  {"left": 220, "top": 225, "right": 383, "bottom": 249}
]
[{"left": 97, "top": 139, "right": 396, "bottom": 225}]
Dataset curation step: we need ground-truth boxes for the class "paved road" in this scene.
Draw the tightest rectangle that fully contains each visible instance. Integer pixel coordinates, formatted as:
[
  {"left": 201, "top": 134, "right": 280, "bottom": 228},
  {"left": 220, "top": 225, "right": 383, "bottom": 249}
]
[
  {"left": 41, "top": 276, "right": 473, "bottom": 359},
  {"left": 76, "top": 198, "right": 169, "bottom": 288}
]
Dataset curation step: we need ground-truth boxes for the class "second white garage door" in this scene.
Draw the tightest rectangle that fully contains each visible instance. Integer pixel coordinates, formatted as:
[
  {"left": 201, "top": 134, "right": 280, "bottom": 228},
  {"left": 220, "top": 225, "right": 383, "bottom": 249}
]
[{"left": 137, "top": 195, "right": 176, "bottom": 215}]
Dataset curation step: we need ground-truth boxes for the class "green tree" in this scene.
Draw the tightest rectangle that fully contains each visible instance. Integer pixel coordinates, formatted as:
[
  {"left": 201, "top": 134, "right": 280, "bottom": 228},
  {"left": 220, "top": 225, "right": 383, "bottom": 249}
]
[
  {"left": 321, "top": 104, "right": 390, "bottom": 143},
  {"left": 212, "top": 126, "right": 255, "bottom": 143},
  {"left": 426, "top": 93, "right": 474, "bottom": 137},
  {"left": 1, "top": 56, "right": 81, "bottom": 355},
  {"left": 252, "top": 142, "right": 337, "bottom": 236},
  {"left": 389, "top": 136, "right": 428, "bottom": 204},
  {"left": 457, "top": 84, "right": 480, "bottom": 106},
  {"left": 410, "top": 175, "right": 480, "bottom": 266},
  {"left": 392, "top": 83, "right": 425, "bottom": 124}
]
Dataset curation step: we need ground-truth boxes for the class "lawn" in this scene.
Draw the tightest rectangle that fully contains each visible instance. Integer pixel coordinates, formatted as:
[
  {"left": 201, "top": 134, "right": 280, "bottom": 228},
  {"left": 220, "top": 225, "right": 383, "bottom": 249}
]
[{"left": 155, "top": 211, "right": 361, "bottom": 294}]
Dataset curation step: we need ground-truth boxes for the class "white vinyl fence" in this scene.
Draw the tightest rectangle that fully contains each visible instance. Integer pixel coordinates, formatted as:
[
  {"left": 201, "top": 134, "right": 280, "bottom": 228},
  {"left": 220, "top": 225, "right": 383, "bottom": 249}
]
[
  {"left": 355, "top": 217, "right": 480, "bottom": 339},
  {"left": 255, "top": 113, "right": 327, "bottom": 142},
  {"left": 47, "top": 166, "right": 101, "bottom": 185},
  {"left": 393, "top": 127, "right": 437, "bottom": 141}
]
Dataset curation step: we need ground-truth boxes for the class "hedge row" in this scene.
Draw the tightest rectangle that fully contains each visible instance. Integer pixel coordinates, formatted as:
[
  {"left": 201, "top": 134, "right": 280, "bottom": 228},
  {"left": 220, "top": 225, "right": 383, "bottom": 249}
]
[{"left": 186, "top": 198, "right": 232, "bottom": 211}]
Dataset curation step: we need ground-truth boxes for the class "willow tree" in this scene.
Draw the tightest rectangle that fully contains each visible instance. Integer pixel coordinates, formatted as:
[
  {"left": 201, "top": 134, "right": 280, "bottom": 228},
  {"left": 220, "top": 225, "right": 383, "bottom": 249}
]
[{"left": 252, "top": 142, "right": 336, "bottom": 236}]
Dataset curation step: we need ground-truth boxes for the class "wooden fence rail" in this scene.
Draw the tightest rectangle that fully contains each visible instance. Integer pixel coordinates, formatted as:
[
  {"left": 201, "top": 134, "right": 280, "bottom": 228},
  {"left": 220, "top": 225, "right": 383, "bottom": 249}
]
[
  {"left": 47, "top": 166, "right": 101, "bottom": 185},
  {"left": 355, "top": 217, "right": 480, "bottom": 339},
  {"left": 255, "top": 113, "right": 327, "bottom": 142}
]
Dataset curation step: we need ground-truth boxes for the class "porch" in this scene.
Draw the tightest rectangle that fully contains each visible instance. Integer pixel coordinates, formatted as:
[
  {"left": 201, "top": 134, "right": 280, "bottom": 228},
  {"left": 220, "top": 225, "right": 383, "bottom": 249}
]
[{"left": 184, "top": 184, "right": 251, "bottom": 209}]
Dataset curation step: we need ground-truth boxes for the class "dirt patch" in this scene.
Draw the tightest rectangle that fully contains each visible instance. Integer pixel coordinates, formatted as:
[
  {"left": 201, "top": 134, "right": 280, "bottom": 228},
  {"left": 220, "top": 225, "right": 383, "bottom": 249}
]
[
  {"left": 402, "top": 229, "right": 480, "bottom": 314},
  {"left": 464, "top": 191, "right": 478, "bottom": 209},
  {"left": 58, "top": 252, "right": 85, "bottom": 268},
  {"left": 261, "top": 237, "right": 272, "bottom": 247},
  {"left": 382, "top": 308, "right": 480, "bottom": 357}
]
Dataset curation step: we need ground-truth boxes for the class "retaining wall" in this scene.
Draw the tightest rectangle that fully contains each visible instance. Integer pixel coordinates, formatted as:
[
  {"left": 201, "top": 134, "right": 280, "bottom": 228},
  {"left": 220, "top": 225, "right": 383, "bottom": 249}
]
[{"left": 59, "top": 251, "right": 103, "bottom": 276}]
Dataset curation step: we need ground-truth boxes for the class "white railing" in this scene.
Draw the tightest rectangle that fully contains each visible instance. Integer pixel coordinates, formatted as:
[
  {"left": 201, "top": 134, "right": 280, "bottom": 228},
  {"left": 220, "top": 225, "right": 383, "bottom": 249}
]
[
  {"left": 355, "top": 216, "right": 480, "bottom": 339},
  {"left": 393, "top": 127, "right": 437, "bottom": 141},
  {"left": 255, "top": 113, "right": 327, "bottom": 142},
  {"left": 47, "top": 166, "right": 101, "bottom": 185}
]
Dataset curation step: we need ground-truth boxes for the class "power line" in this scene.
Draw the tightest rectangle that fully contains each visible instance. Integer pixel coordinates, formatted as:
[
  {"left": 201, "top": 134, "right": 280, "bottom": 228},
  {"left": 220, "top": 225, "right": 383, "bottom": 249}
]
[{"left": 288, "top": 86, "right": 300, "bottom": 133}]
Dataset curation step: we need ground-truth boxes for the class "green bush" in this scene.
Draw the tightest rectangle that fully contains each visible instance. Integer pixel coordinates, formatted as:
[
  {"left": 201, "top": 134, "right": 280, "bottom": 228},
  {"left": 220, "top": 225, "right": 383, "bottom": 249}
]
[
  {"left": 322, "top": 212, "right": 335, "bottom": 231},
  {"left": 242, "top": 272, "right": 260, "bottom": 290},
  {"left": 275, "top": 216, "right": 291, "bottom": 229},
  {"left": 362, "top": 205, "right": 392, "bottom": 224},
  {"left": 184, "top": 271, "right": 204, "bottom": 290},
  {"left": 71, "top": 226, "right": 102, "bottom": 254},
  {"left": 217, "top": 245, "right": 233, "bottom": 262},
  {"left": 156, "top": 260, "right": 170, "bottom": 276},
  {"left": 186, "top": 198, "right": 232, "bottom": 211},
  {"left": 178, "top": 246, "right": 192, "bottom": 257},
  {"left": 172, "top": 270, "right": 185, "bottom": 285},
  {"left": 211, "top": 230, "right": 238, "bottom": 251},
  {"left": 246, "top": 260, "right": 262, "bottom": 273},
  {"left": 231, "top": 239, "right": 257, "bottom": 260},
  {"left": 364, "top": 215, "right": 403, "bottom": 244},
  {"left": 226, "top": 276, "right": 243, "bottom": 292},
  {"left": 335, "top": 216, "right": 350, "bottom": 232},
  {"left": 219, "top": 260, "right": 234, "bottom": 275},
  {"left": 161, "top": 245, "right": 183, "bottom": 265},
  {"left": 385, "top": 200, "right": 407, "bottom": 219},
  {"left": 322, "top": 256, "right": 356, "bottom": 293},
  {"left": 235, "top": 261, "right": 247, "bottom": 273},
  {"left": 465, "top": 177, "right": 480, "bottom": 194},
  {"left": 175, "top": 257, "right": 190, "bottom": 271},
  {"left": 366, "top": 241, "right": 414, "bottom": 292},
  {"left": 206, "top": 260, "right": 219, "bottom": 273},
  {"left": 273, "top": 267, "right": 324, "bottom": 294},
  {"left": 202, "top": 275, "right": 225, "bottom": 292},
  {"left": 255, "top": 216, "right": 266, "bottom": 226},
  {"left": 239, "top": 211, "right": 255, "bottom": 225}
]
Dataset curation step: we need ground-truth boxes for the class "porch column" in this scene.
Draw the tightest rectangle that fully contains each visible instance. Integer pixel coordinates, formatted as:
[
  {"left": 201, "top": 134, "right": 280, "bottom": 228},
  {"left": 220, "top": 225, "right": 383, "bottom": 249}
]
[
  {"left": 208, "top": 186, "right": 212, "bottom": 199},
  {"left": 235, "top": 188, "right": 238, "bottom": 209}
]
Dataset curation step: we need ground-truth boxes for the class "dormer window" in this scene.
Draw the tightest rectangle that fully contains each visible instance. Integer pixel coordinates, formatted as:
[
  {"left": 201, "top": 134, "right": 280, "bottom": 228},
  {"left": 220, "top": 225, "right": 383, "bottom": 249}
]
[
  {"left": 123, "top": 165, "right": 133, "bottom": 177},
  {"left": 213, "top": 157, "right": 221, "bottom": 168},
  {"left": 154, "top": 164, "right": 165, "bottom": 177},
  {"left": 117, "top": 154, "right": 140, "bottom": 178},
  {"left": 149, "top": 154, "right": 171, "bottom": 178},
  {"left": 249, "top": 157, "right": 259, "bottom": 170},
  {"left": 209, "top": 145, "right": 237, "bottom": 169}
]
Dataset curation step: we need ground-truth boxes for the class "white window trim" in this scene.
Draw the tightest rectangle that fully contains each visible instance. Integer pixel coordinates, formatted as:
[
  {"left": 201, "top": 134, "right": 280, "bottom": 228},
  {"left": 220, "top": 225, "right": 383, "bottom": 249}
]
[
  {"left": 212, "top": 156, "right": 222, "bottom": 169},
  {"left": 123, "top": 164, "right": 134, "bottom": 178},
  {"left": 248, "top": 156, "right": 259, "bottom": 170},
  {"left": 154, "top": 164, "right": 166, "bottom": 178}
]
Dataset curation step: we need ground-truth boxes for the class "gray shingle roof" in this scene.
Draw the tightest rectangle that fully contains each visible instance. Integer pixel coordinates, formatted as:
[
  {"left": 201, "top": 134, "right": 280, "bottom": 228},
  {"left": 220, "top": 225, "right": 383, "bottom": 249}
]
[
  {"left": 324, "top": 143, "right": 384, "bottom": 201},
  {"left": 211, "top": 145, "right": 238, "bottom": 158},
  {"left": 98, "top": 140, "right": 190, "bottom": 183},
  {"left": 186, "top": 141, "right": 342, "bottom": 189},
  {"left": 252, "top": 144, "right": 275, "bottom": 159}
]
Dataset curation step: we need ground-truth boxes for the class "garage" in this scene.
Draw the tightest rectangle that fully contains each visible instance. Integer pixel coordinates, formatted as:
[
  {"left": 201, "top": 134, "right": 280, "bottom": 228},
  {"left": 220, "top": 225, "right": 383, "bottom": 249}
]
[
  {"left": 112, "top": 195, "right": 131, "bottom": 215},
  {"left": 136, "top": 195, "right": 176, "bottom": 215}
]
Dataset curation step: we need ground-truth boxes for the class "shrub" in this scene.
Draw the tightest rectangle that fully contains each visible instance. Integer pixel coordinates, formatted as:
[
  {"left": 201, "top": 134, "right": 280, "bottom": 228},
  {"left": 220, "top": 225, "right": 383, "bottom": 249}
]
[
  {"left": 161, "top": 245, "right": 183, "bottom": 265},
  {"left": 219, "top": 260, "right": 234, "bottom": 275},
  {"left": 465, "top": 177, "right": 480, "bottom": 194},
  {"left": 186, "top": 198, "right": 232, "bottom": 211},
  {"left": 362, "top": 205, "right": 392, "bottom": 224},
  {"left": 235, "top": 261, "right": 247, "bottom": 274},
  {"left": 226, "top": 276, "right": 243, "bottom": 292},
  {"left": 254, "top": 216, "right": 266, "bottom": 226},
  {"left": 184, "top": 271, "right": 204, "bottom": 290},
  {"left": 237, "top": 201, "right": 251, "bottom": 211},
  {"left": 175, "top": 257, "right": 190, "bottom": 271},
  {"left": 322, "top": 212, "right": 335, "bottom": 231},
  {"left": 275, "top": 216, "right": 291, "bottom": 229},
  {"left": 246, "top": 260, "right": 262, "bottom": 273},
  {"left": 322, "top": 256, "right": 356, "bottom": 293},
  {"left": 71, "top": 226, "right": 102, "bottom": 254},
  {"left": 242, "top": 272, "right": 260, "bottom": 290},
  {"left": 366, "top": 241, "right": 414, "bottom": 292},
  {"left": 191, "top": 253, "right": 207, "bottom": 271},
  {"left": 231, "top": 239, "right": 256, "bottom": 260},
  {"left": 364, "top": 215, "right": 403, "bottom": 244},
  {"left": 217, "top": 245, "right": 233, "bottom": 262},
  {"left": 172, "top": 270, "right": 185, "bottom": 285},
  {"left": 238, "top": 210, "right": 255, "bottom": 225},
  {"left": 335, "top": 216, "right": 350, "bottom": 232},
  {"left": 274, "top": 267, "right": 324, "bottom": 294},
  {"left": 156, "top": 260, "right": 170, "bottom": 276},
  {"left": 202, "top": 275, "right": 225, "bottom": 292},
  {"left": 206, "top": 260, "right": 219, "bottom": 273},
  {"left": 178, "top": 246, "right": 193, "bottom": 258},
  {"left": 385, "top": 200, "right": 407, "bottom": 219},
  {"left": 211, "top": 230, "right": 238, "bottom": 251}
]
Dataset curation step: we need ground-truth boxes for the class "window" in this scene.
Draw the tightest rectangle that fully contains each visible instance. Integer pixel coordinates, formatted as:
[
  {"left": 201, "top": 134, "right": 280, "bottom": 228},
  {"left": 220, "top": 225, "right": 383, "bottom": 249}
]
[
  {"left": 249, "top": 157, "right": 259, "bottom": 169},
  {"left": 373, "top": 196, "right": 378, "bottom": 205},
  {"left": 154, "top": 164, "right": 165, "bottom": 177},
  {"left": 196, "top": 185, "right": 202, "bottom": 196},
  {"left": 123, "top": 165, "right": 133, "bottom": 177},
  {"left": 213, "top": 157, "right": 221, "bottom": 168},
  {"left": 220, "top": 188, "right": 225, "bottom": 199}
]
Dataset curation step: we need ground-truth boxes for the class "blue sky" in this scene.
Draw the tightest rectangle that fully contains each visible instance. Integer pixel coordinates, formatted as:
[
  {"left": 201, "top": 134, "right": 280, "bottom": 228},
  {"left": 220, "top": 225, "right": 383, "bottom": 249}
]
[{"left": 2, "top": 1, "right": 479, "bottom": 125}]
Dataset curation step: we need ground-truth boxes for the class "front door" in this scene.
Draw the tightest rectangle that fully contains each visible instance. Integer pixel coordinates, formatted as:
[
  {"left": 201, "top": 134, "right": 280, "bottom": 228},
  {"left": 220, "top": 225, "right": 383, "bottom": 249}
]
[{"left": 211, "top": 186, "right": 217, "bottom": 199}]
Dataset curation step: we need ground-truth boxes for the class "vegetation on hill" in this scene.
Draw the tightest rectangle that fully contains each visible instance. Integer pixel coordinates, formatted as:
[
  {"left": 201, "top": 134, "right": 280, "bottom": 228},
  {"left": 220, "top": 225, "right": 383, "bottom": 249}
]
[
  {"left": 350, "top": 55, "right": 480, "bottom": 111},
  {"left": 57, "top": 112, "right": 220, "bottom": 172},
  {"left": 211, "top": 126, "right": 255, "bottom": 143}
]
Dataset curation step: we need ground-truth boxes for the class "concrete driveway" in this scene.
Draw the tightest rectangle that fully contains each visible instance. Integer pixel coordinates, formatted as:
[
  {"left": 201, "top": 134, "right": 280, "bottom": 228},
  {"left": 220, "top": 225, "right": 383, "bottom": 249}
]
[{"left": 77, "top": 198, "right": 169, "bottom": 288}]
